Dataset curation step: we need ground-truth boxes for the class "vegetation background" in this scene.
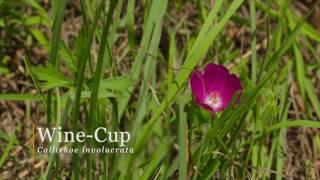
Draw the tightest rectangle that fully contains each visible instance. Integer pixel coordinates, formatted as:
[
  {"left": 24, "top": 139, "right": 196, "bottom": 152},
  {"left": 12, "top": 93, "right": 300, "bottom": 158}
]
[{"left": 0, "top": 0, "right": 320, "bottom": 179}]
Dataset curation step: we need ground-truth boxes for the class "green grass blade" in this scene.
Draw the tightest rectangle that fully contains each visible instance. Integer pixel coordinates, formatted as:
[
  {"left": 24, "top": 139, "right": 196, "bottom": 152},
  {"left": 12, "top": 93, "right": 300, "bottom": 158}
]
[
  {"left": 86, "top": 1, "right": 117, "bottom": 178},
  {"left": 250, "top": 0, "right": 257, "bottom": 82},
  {"left": 0, "top": 94, "right": 42, "bottom": 101},
  {"left": 293, "top": 42, "right": 306, "bottom": 99},
  {"left": 305, "top": 78, "right": 320, "bottom": 119},
  {"left": 178, "top": 103, "right": 187, "bottom": 180},
  {"left": 71, "top": 1, "right": 106, "bottom": 178},
  {"left": 46, "top": 0, "right": 66, "bottom": 124},
  {"left": 127, "top": 0, "right": 136, "bottom": 48},
  {"left": 0, "top": 135, "right": 16, "bottom": 168},
  {"left": 23, "top": 54, "right": 47, "bottom": 105},
  {"left": 134, "top": 0, "right": 244, "bottom": 154},
  {"left": 267, "top": 120, "right": 320, "bottom": 132},
  {"left": 117, "top": 0, "right": 168, "bottom": 121},
  {"left": 43, "top": 88, "right": 62, "bottom": 178}
]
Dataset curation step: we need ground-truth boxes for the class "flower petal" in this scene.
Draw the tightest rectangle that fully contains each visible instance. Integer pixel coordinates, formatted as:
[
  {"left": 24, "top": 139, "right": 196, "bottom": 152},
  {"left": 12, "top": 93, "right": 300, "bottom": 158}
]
[
  {"left": 198, "top": 102, "right": 213, "bottom": 111},
  {"left": 203, "top": 63, "right": 229, "bottom": 93},
  {"left": 190, "top": 70, "right": 206, "bottom": 102},
  {"left": 220, "top": 74, "right": 242, "bottom": 108}
]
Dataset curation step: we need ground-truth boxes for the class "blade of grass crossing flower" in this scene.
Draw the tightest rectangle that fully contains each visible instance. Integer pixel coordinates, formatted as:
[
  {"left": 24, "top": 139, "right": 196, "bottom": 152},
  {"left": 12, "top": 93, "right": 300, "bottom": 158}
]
[
  {"left": 136, "top": 6, "right": 244, "bottom": 175},
  {"left": 169, "top": 0, "right": 243, "bottom": 111},
  {"left": 134, "top": 0, "right": 244, "bottom": 154}
]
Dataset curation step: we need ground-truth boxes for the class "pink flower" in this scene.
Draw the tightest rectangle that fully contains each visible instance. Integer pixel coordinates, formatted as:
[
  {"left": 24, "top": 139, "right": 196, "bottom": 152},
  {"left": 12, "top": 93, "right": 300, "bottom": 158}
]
[{"left": 190, "top": 63, "right": 242, "bottom": 112}]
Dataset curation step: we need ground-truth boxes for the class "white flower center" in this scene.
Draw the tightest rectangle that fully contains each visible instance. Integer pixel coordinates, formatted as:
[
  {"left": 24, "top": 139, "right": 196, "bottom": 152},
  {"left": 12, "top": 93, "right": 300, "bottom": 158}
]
[{"left": 205, "top": 91, "right": 222, "bottom": 110}]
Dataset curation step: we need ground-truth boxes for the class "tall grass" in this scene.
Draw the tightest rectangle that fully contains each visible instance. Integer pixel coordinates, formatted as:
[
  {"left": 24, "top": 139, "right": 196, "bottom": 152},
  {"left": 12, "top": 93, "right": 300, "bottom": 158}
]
[{"left": 0, "top": 0, "right": 320, "bottom": 179}]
